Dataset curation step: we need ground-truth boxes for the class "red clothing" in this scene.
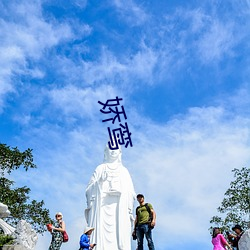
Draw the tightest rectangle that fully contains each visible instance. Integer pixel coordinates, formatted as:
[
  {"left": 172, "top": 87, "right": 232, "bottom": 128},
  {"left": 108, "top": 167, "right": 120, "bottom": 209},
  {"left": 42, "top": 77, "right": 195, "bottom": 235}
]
[{"left": 212, "top": 234, "right": 227, "bottom": 250}]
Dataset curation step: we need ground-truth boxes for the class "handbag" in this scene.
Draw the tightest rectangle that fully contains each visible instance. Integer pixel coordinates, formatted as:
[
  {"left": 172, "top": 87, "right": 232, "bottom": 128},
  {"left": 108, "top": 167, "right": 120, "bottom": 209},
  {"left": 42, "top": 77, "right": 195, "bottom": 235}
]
[{"left": 62, "top": 231, "right": 69, "bottom": 242}]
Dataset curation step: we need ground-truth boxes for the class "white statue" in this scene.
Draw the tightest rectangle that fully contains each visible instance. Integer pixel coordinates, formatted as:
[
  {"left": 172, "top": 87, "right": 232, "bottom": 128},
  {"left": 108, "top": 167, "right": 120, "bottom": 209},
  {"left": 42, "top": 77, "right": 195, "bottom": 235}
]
[
  {"left": 13, "top": 220, "right": 38, "bottom": 250},
  {"left": 0, "top": 202, "right": 15, "bottom": 235},
  {"left": 85, "top": 144, "right": 136, "bottom": 250},
  {"left": 0, "top": 203, "right": 37, "bottom": 250},
  {"left": 239, "top": 229, "right": 250, "bottom": 250}
]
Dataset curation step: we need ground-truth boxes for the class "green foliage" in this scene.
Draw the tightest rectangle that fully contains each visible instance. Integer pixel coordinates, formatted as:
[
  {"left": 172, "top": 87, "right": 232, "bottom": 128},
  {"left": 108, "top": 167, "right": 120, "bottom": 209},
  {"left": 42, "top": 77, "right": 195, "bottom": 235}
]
[
  {"left": 210, "top": 167, "right": 250, "bottom": 232},
  {"left": 0, "top": 234, "right": 14, "bottom": 246},
  {"left": 0, "top": 144, "right": 36, "bottom": 175},
  {"left": 0, "top": 143, "right": 52, "bottom": 233}
]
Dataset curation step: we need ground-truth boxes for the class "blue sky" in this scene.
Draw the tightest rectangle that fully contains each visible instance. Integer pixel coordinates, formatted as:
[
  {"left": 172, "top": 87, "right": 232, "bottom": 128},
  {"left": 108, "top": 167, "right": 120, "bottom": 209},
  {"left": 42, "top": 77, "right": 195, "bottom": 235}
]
[{"left": 1, "top": 0, "right": 250, "bottom": 249}]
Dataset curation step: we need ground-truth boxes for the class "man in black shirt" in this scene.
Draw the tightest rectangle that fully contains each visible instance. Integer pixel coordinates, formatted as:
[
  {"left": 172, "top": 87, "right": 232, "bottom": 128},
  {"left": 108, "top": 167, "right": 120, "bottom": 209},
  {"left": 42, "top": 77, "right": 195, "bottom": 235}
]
[{"left": 230, "top": 225, "right": 244, "bottom": 250}]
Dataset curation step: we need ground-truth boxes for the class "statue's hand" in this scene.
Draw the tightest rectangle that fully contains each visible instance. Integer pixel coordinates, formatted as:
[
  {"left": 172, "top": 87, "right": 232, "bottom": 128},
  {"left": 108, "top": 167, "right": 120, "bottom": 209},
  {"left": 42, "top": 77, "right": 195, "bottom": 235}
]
[{"left": 101, "top": 171, "right": 108, "bottom": 181}]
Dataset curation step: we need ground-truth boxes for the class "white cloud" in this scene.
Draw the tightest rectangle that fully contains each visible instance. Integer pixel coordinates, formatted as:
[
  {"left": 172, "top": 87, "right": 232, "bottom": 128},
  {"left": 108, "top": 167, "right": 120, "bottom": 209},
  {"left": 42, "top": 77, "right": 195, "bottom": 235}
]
[
  {"left": 82, "top": 48, "right": 127, "bottom": 85},
  {"left": 0, "top": 2, "right": 73, "bottom": 58},
  {"left": 81, "top": 45, "right": 158, "bottom": 86},
  {"left": 112, "top": 0, "right": 148, "bottom": 26},
  {"left": 0, "top": 0, "right": 74, "bottom": 111},
  {"left": 196, "top": 20, "right": 235, "bottom": 63},
  {"left": 159, "top": 7, "right": 240, "bottom": 68},
  {"left": 48, "top": 84, "right": 119, "bottom": 119},
  {"left": 189, "top": 8, "right": 210, "bottom": 33},
  {"left": 73, "top": 0, "right": 87, "bottom": 9},
  {"left": 127, "top": 43, "right": 158, "bottom": 84},
  {"left": 224, "top": 84, "right": 250, "bottom": 114},
  {"left": 0, "top": 45, "right": 25, "bottom": 110}
]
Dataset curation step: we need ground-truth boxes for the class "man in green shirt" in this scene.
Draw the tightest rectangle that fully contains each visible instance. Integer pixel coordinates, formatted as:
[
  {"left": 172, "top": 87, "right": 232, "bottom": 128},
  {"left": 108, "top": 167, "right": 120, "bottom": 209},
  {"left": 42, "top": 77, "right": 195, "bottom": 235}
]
[{"left": 133, "top": 194, "right": 156, "bottom": 250}]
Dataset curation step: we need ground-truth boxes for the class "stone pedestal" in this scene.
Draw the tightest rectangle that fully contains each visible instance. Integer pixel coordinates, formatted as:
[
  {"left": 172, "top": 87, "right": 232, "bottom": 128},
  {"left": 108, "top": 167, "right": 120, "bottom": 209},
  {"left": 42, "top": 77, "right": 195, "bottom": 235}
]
[{"left": 2, "top": 246, "right": 26, "bottom": 250}]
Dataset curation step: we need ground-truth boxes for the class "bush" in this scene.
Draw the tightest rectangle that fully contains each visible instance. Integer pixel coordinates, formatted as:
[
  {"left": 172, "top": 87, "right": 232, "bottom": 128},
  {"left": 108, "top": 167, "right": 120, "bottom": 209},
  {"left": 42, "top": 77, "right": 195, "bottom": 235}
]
[{"left": 0, "top": 234, "right": 14, "bottom": 247}]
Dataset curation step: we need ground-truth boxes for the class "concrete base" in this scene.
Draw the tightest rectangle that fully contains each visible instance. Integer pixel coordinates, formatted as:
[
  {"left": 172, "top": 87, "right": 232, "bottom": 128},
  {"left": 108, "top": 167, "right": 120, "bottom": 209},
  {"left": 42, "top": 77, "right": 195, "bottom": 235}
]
[{"left": 2, "top": 245, "right": 26, "bottom": 250}]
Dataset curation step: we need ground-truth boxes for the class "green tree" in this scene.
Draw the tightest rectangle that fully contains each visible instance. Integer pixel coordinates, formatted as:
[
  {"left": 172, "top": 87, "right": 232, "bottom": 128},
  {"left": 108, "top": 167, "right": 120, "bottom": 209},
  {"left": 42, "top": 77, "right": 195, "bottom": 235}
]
[
  {"left": 210, "top": 167, "right": 250, "bottom": 232},
  {"left": 0, "top": 143, "right": 52, "bottom": 233}
]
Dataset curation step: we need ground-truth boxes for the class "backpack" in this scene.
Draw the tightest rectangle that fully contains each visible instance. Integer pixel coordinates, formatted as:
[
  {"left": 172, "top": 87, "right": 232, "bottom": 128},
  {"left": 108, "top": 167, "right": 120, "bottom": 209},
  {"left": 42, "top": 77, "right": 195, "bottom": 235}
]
[{"left": 136, "top": 203, "right": 154, "bottom": 229}]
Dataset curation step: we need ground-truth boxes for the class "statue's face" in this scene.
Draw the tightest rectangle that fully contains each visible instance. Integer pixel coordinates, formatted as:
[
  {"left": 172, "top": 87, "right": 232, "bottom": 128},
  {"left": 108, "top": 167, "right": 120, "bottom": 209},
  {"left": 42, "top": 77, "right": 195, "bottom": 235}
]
[
  {"left": 108, "top": 148, "right": 120, "bottom": 160},
  {"left": 105, "top": 146, "right": 121, "bottom": 162}
]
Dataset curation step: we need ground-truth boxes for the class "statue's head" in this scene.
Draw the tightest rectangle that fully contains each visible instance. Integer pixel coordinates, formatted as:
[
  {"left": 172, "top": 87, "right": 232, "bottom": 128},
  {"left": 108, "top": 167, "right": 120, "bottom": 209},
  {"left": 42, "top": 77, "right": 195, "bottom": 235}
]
[{"left": 103, "top": 143, "right": 122, "bottom": 164}]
